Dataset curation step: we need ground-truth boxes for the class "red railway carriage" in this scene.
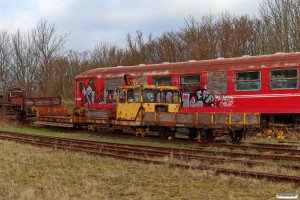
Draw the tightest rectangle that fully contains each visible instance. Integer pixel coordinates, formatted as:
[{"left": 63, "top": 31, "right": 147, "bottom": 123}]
[{"left": 75, "top": 52, "right": 300, "bottom": 125}]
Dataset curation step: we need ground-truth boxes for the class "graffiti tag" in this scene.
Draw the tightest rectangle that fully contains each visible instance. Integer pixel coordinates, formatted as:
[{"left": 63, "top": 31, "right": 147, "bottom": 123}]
[
  {"left": 182, "top": 89, "right": 234, "bottom": 108},
  {"left": 79, "top": 80, "right": 117, "bottom": 107}
]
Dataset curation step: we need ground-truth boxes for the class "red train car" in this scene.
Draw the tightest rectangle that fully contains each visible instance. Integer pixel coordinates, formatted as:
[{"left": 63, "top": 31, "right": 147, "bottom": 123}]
[{"left": 75, "top": 52, "right": 300, "bottom": 127}]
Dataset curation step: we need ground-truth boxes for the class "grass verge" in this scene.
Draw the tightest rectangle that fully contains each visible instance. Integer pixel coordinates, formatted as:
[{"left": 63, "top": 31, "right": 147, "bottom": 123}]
[{"left": 0, "top": 140, "right": 298, "bottom": 200}]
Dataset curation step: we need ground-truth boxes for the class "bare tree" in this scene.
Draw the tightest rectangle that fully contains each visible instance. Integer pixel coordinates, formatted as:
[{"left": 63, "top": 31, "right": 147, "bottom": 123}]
[
  {"left": 63, "top": 50, "right": 90, "bottom": 99},
  {"left": 90, "top": 42, "right": 111, "bottom": 68},
  {"left": 259, "top": 0, "right": 300, "bottom": 53},
  {"left": 91, "top": 42, "right": 125, "bottom": 68},
  {"left": 10, "top": 30, "right": 40, "bottom": 96},
  {"left": 125, "top": 33, "right": 143, "bottom": 65},
  {"left": 0, "top": 31, "right": 11, "bottom": 89},
  {"left": 180, "top": 14, "right": 218, "bottom": 60},
  {"left": 32, "top": 20, "right": 69, "bottom": 96}
]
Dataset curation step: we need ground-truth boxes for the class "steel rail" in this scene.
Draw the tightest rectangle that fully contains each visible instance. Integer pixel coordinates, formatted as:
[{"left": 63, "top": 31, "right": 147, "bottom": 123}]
[
  {"left": 3, "top": 134, "right": 299, "bottom": 169},
  {"left": 1, "top": 130, "right": 300, "bottom": 162},
  {"left": 94, "top": 144, "right": 300, "bottom": 170},
  {"left": 91, "top": 130, "right": 300, "bottom": 154},
  {"left": 197, "top": 143, "right": 300, "bottom": 155},
  {"left": 249, "top": 142, "right": 300, "bottom": 149},
  {"left": 29, "top": 126, "right": 300, "bottom": 152}
]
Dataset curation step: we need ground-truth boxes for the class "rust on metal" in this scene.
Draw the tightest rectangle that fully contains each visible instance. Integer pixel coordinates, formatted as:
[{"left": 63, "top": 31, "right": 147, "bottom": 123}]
[
  {"left": 176, "top": 113, "right": 196, "bottom": 124},
  {"left": 156, "top": 112, "right": 174, "bottom": 123},
  {"left": 76, "top": 52, "right": 300, "bottom": 80},
  {"left": 32, "top": 106, "right": 69, "bottom": 117}
]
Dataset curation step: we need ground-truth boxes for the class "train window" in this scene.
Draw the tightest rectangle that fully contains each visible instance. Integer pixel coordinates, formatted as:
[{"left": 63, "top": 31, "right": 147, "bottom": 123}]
[
  {"left": 134, "top": 89, "right": 141, "bottom": 103},
  {"left": 119, "top": 90, "right": 126, "bottom": 103},
  {"left": 107, "top": 90, "right": 117, "bottom": 103},
  {"left": 127, "top": 89, "right": 140, "bottom": 103},
  {"left": 234, "top": 71, "right": 261, "bottom": 91},
  {"left": 142, "top": 89, "right": 161, "bottom": 103},
  {"left": 152, "top": 76, "right": 173, "bottom": 86},
  {"left": 173, "top": 91, "right": 179, "bottom": 103},
  {"left": 180, "top": 75, "right": 201, "bottom": 92},
  {"left": 269, "top": 68, "right": 298, "bottom": 90},
  {"left": 127, "top": 90, "right": 134, "bottom": 103},
  {"left": 162, "top": 90, "right": 180, "bottom": 104}
]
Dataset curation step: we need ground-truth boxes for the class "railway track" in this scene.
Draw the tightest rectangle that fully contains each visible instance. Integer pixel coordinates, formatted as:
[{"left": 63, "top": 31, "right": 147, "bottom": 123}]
[
  {"left": 1, "top": 130, "right": 300, "bottom": 162},
  {"left": 92, "top": 130, "right": 300, "bottom": 155},
  {"left": 249, "top": 142, "right": 300, "bottom": 149},
  {"left": 0, "top": 130, "right": 299, "bottom": 185},
  {"left": 32, "top": 124, "right": 300, "bottom": 151},
  {"left": 91, "top": 128, "right": 300, "bottom": 152},
  {"left": 198, "top": 142, "right": 300, "bottom": 154}
]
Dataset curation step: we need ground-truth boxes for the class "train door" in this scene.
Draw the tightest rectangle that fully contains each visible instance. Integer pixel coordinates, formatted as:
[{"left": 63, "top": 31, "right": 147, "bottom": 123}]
[
  {"left": 117, "top": 88, "right": 141, "bottom": 120},
  {"left": 76, "top": 80, "right": 86, "bottom": 108}
]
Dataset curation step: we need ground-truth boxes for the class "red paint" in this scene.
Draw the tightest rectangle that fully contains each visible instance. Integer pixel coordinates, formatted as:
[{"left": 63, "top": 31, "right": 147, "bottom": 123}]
[
  {"left": 147, "top": 76, "right": 152, "bottom": 85},
  {"left": 202, "top": 73, "right": 207, "bottom": 89},
  {"left": 75, "top": 52, "right": 300, "bottom": 115},
  {"left": 173, "top": 74, "right": 179, "bottom": 86}
]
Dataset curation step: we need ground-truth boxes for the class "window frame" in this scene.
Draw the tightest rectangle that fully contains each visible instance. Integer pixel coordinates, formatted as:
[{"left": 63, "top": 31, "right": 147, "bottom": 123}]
[
  {"left": 269, "top": 68, "right": 299, "bottom": 90},
  {"left": 142, "top": 89, "right": 161, "bottom": 103},
  {"left": 234, "top": 71, "right": 262, "bottom": 92},
  {"left": 118, "top": 90, "right": 126, "bottom": 103},
  {"left": 152, "top": 76, "right": 173, "bottom": 86},
  {"left": 161, "top": 90, "right": 180, "bottom": 104},
  {"left": 127, "top": 89, "right": 141, "bottom": 103},
  {"left": 127, "top": 89, "right": 134, "bottom": 103},
  {"left": 179, "top": 74, "right": 201, "bottom": 92}
]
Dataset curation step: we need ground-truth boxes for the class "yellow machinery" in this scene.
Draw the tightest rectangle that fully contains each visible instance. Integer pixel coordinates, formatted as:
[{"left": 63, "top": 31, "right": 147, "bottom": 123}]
[
  {"left": 116, "top": 85, "right": 181, "bottom": 138},
  {"left": 116, "top": 85, "right": 181, "bottom": 124}
]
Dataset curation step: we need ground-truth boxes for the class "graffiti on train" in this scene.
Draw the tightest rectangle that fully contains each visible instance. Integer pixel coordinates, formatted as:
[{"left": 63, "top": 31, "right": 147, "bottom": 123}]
[
  {"left": 214, "top": 95, "right": 234, "bottom": 108},
  {"left": 79, "top": 80, "right": 117, "bottom": 107},
  {"left": 79, "top": 81, "right": 96, "bottom": 106},
  {"left": 182, "top": 89, "right": 234, "bottom": 108},
  {"left": 182, "top": 89, "right": 214, "bottom": 107}
]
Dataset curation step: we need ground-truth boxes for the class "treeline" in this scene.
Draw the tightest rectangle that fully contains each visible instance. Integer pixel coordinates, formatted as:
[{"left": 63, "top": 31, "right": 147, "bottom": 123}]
[{"left": 0, "top": 0, "right": 299, "bottom": 101}]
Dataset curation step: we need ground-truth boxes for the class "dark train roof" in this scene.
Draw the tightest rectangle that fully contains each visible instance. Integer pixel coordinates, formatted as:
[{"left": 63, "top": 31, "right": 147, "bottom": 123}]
[{"left": 76, "top": 52, "right": 300, "bottom": 80}]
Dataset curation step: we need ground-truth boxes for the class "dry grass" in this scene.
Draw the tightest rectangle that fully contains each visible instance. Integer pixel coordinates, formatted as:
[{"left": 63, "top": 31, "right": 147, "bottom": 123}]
[
  {"left": 155, "top": 155, "right": 300, "bottom": 177},
  {"left": 0, "top": 140, "right": 298, "bottom": 200}
]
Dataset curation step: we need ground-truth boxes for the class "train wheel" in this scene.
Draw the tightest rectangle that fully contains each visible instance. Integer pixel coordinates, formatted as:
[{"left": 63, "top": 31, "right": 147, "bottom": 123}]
[
  {"left": 198, "top": 129, "right": 215, "bottom": 143},
  {"left": 188, "top": 129, "right": 198, "bottom": 141},
  {"left": 88, "top": 124, "right": 95, "bottom": 132},
  {"left": 162, "top": 128, "right": 175, "bottom": 140},
  {"left": 229, "top": 129, "right": 243, "bottom": 143},
  {"left": 135, "top": 127, "right": 146, "bottom": 137}
]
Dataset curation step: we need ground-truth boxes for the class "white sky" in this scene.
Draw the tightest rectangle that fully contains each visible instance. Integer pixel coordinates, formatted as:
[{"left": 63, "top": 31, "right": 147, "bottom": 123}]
[{"left": 0, "top": 0, "right": 261, "bottom": 51}]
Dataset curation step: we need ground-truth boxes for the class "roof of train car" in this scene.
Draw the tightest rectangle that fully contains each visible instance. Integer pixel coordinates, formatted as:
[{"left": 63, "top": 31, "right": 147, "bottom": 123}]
[{"left": 76, "top": 52, "right": 300, "bottom": 79}]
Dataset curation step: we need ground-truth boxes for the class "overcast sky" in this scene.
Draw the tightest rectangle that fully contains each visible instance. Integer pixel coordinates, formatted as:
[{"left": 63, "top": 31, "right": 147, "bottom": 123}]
[{"left": 0, "top": 0, "right": 260, "bottom": 51}]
